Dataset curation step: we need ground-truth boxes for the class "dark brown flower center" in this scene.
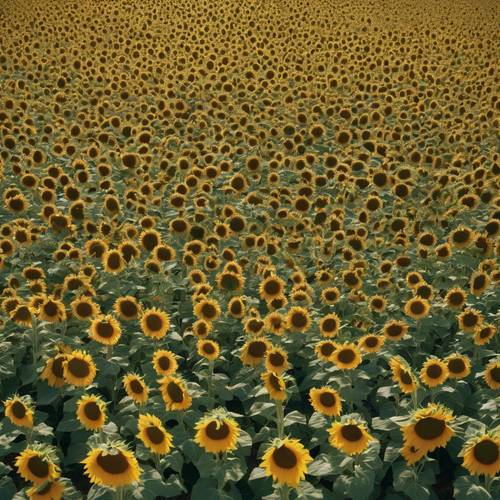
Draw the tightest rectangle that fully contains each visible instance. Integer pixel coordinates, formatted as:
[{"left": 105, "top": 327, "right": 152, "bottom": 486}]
[
  {"left": 120, "top": 300, "right": 138, "bottom": 317},
  {"left": 96, "top": 451, "right": 130, "bottom": 474},
  {"left": 83, "top": 401, "right": 101, "bottom": 421},
  {"left": 248, "top": 341, "right": 267, "bottom": 358},
  {"left": 322, "top": 318, "right": 337, "bottom": 332},
  {"left": 426, "top": 364, "right": 443, "bottom": 379},
  {"left": 453, "top": 229, "right": 469, "bottom": 243},
  {"left": 52, "top": 356, "right": 66, "bottom": 378},
  {"left": 146, "top": 426, "right": 165, "bottom": 444},
  {"left": 205, "top": 420, "right": 230, "bottom": 440},
  {"left": 68, "top": 358, "right": 90, "bottom": 378},
  {"left": 272, "top": 445, "right": 297, "bottom": 469},
  {"left": 414, "top": 417, "right": 445, "bottom": 440},
  {"left": 11, "top": 400, "right": 26, "bottom": 419},
  {"left": 202, "top": 342, "right": 216, "bottom": 354},
  {"left": 268, "top": 373, "right": 283, "bottom": 392},
  {"left": 320, "top": 343, "right": 335, "bottom": 356},
  {"left": 167, "top": 381, "right": 184, "bottom": 402},
  {"left": 264, "top": 280, "right": 281, "bottom": 296},
  {"left": 44, "top": 301, "right": 58, "bottom": 317},
  {"left": 410, "top": 301, "right": 425, "bottom": 315},
  {"left": 130, "top": 379, "right": 144, "bottom": 394},
  {"left": 448, "top": 292, "right": 464, "bottom": 306},
  {"left": 319, "top": 392, "right": 335, "bottom": 407},
  {"left": 473, "top": 439, "right": 499, "bottom": 465},
  {"left": 27, "top": 456, "right": 49, "bottom": 478},
  {"left": 462, "top": 312, "right": 478, "bottom": 327},
  {"left": 37, "top": 482, "right": 53, "bottom": 495},
  {"left": 201, "top": 303, "right": 217, "bottom": 319},
  {"left": 146, "top": 313, "right": 163, "bottom": 331},
  {"left": 291, "top": 312, "right": 307, "bottom": 328},
  {"left": 341, "top": 424, "right": 363, "bottom": 442},
  {"left": 386, "top": 323, "right": 404, "bottom": 337},
  {"left": 158, "top": 355, "right": 170, "bottom": 370},
  {"left": 473, "top": 275, "right": 486, "bottom": 290},
  {"left": 364, "top": 336, "right": 378, "bottom": 348},
  {"left": 269, "top": 352, "right": 284, "bottom": 366},
  {"left": 107, "top": 253, "right": 121, "bottom": 269},
  {"left": 96, "top": 321, "right": 114, "bottom": 338},
  {"left": 338, "top": 349, "right": 355, "bottom": 364},
  {"left": 490, "top": 367, "right": 500, "bottom": 383},
  {"left": 76, "top": 302, "right": 93, "bottom": 317},
  {"left": 400, "top": 370, "right": 413, "bottom": 385},
  {"left": 448, "top": 358, "right": 465, "bottom": 374}
]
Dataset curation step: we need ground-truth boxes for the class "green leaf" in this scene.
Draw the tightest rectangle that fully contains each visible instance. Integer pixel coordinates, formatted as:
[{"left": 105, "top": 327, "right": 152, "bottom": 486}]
[
  {"left": 0, "top": 477, "right": 16, "bottom": 497},
  {"left": 249, "top": 467, "right": 267, "bottom": 481},
  {"left": 191, "top": 478, "right": 219, "bottom": 500},
  {"left": 307, "top": 453, "right": 334, "bottom": 477},
  {"left": 283, "top": 410, "right": 306, "bottom": 427}
]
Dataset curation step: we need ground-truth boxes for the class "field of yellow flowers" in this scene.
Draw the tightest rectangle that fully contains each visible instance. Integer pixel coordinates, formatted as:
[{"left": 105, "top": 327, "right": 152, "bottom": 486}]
[{"left": 0, "top": 0, "right": 499, "bottom": 498}]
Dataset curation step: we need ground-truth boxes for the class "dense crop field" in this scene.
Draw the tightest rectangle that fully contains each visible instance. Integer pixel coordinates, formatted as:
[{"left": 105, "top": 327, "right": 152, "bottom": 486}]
[{"left": 0, "top": 0, "right": 499, "bottom": 498}]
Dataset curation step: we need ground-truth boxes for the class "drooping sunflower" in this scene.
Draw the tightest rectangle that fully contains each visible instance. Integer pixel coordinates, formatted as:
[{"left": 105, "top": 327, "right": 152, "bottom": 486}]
[
  {"left": 10, "top": 303, "right": 34, "bottom": 327},
  {"left": 389, "top": 356, "right": 418, "bottom": 394},
  {"left": 469, "top": 270, "right": 490, "bottom": 297},
  {"left": 4, "top": 395, "right": 34, "bottom": 428},
  {"left": 461, "top": 432, "right": 500, "bottom": 477},
  {"left": 37, "top": 296, "right": 66, "bottom": 323},
  {"left": 260, "top": 438, "right": 312, "bottom": 487},
  {"left": 192, "top": 318, "right": 213, "bottom": 338},
  {"left": 140, "top": 307, "right": 170, "bottom": 339},
  {"left": 152, "top": 349, "right": 178, "bottom": 377},
  {"left": 444, "top": 287, "right": 467, "bottom": 310},
  {"left": 114, "top": 296, "right": 141, "bottom": 321},
  {"left": 358, "top": 334, "right": 385, "bottom": 353},
  {"left": 259, "top": 274, "right": 285, "bottom": 301},
  {"left": 264, "top": 312, "right": 286, "bottom": 336},
  {"left": 71, "top": 295, "right": 100, "bottom": 321},
  {"left": 332, "top": 343, "right": 362, "bottom": 370},
  {"left": 474, "top": 323, "right": 496, "bottom": 346},
  {"left": 315, "top": 340, "right": 338, "bottom": 362},
  {"left": 41, "top": 354, "right": 68, "bottom": 388},
  {"left": 76, "top": 394, "right": 106, "bottom": 431},
  {"left": 137, "top": 414, "right": 173, "bottom": 455},
  {"left": 328, "top": 419, "right": 374, "bottom": 455},
  {"left": 285, "top": 306, "right": 311, "bottom": 333},
  {"left": 318, "top": 313, "right": 341, "bottom": 338},
  {"left": 194, "top": 298, "right": 221, "bottom": 321},
  {"left": 484, "top": 359, "right": 500, "bottom": 390},
  {"left": 159, "top": 376, "right": 192, "bottom": 411},
  {"left": 63, "top": 350, "right": 97, "bottom": 387},
  {"left": 400, "top": 443, "right": 427, "bottom": 466},
  {"left": 404, "top": 297, "right": 430, "bottom": 320},
  {"left": 262, "top": 371, "right": 287, "bottom": 401},
  {"left": 15, "top": 444, "right": 60, "bottom": 485},
  {"left": 309, "top": 387, "right": 342, "bottom": 417},
  {"left": 194, "top": 411, "right": 240, "bottom": 454},
  {"left": 123, "top": 374, "right": 149, "bottom": 405},
  {"left": 197, "top": 339, "right": 220, "bottom": 361},
  {"left": 89, "top": 314, "right": 122, "bottom": 346},
  {"left": 27, "top": 479, "right": 65, "bottom": 500},
  {"left": 265, "top": 346, "right": 289, "bottom": 374},
  {"left": 227, "top": 296, "right": 246, "bottom": 319},
  {"left": 458, "top": 308, "right": 484, "bottom": 333},
  {"left": 420, "top": 358, "right": 449, "bottom": 388},
  {"left": 402, "top": 403, "right": 454, "bottom": 453},
  {"left": 382, "top": 319, "right": 409, "bottom": 341},
  {"left": 102, "top": 250, "right": 126, "bottom": 274},
  {"left": 241, "top": 338, "right": 271, "bottom": 367},
  {"left": 445, "top": 353, "right": 471, "bottom": 379},
  {"left": 82, "top": 441, "right": 141, "bottom": 488}
]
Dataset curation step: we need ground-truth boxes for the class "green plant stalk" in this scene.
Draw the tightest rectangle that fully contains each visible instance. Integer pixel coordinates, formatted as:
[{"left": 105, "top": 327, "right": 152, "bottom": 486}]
[
  {"left": 484, "top": 474, "right": 492, "bottom": 493},
  {"left": 207, "top": 360, "right": 214, "bottom": 407},
  {"left": 276, "top": 400, "right": 284, "bottom": 439},
  {"left": 32, "top": 319, "right": 39, "bottom": 365},
  {"left": 279, "top": 484, "right": 289, "bottom": 500},
  {"left": 153, "top": 453, "right": 162, "bottom": 474}
]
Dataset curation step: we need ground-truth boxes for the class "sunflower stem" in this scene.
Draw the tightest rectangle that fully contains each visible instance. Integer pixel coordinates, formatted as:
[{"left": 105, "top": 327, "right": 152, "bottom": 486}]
[
  {"left": 279, "top": 484, "right": 289, "bottom": 500},
  {"left": 484, "top": 475, "right": 492, "bottom": 493},
  {"left": 276, "top": 401, "right": 284, "bottom": 438},
  {"left": 32, "top": 319, "right": 39, "bottom": 366},
  {"left": 207, "top": 360, "right": 214, "bottom": 408},
  {"left": 106, "top": 345, "right": 113, "bottom": 361},
  {"left": 153, "top": 453, "right": 162, "bottom": 475}
]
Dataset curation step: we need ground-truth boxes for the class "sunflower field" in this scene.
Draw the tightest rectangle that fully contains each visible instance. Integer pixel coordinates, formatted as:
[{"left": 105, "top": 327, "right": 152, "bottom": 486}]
[{"left": 0, "top": 0, "right": 499, "bottom": 498}]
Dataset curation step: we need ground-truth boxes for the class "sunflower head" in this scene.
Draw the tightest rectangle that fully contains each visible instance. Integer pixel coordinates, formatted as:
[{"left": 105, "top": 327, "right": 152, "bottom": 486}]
[
  {"left": 194, "top": 409, "right": 240, "bottom": 454},
  {"left": 389, "top": 356, "right": 418, "bottom": 394},
  {"left": 358, "top": 334, "right": 385, "bottom": 353},
  {"left": 318, "top": 313, "right": 341, "bottom": 338},
  {"left": 285, "top": 306, "right": 311, "bottom": 333},
  {"left": 123, "top": 374, "right": 149, "bottom": 405},
  {"left": 461, "top": 431, "right": 500, "bottom": 477},
  {"left": 41, "top": 353, "right": 68, "bottom": 388},
  {"left": 197, "top": 339, "right": 220, "bottom": 361},
  {"left": 383, "top": 319, "right": 409, "bottom": 341},
  {"left": 27, "top": 479, "right": 65, "bottom": 500},
  {"left": 332, "top": 343, "right": 362, "bottom": 370},
  {"left": 4, "top": 394, "right": 34, "bottom": 428},
  {"left": 140, "top": 307, "right": 170, "bottom": 339},
  {"left": 76, "top": 394, "right": 106, "bottom": 431},
  {"left": 484, "top": 359, "right": 500, "bottom": 390},
  {"left": 114, "top": 296, "right": 141, "bottom": 320},
  {"left": 159, "top": 376, "right": 192, "bottom": 411},
  {"left": 89, "top": 314, "right": 122, "bottom": 346},
  {"left": 262, "top": 371, "right": 287, "bottom": 401},
  {"left": 265, "top": 346, "right": 289, "bottom": 374},
  {"left": 241, "top": 338, "right": 271, "bottom": 367},
  {"left": 420, "top": 357, "right": 449, "bottom": 388},
  {"left": 315, "top": 340, "right": 338, "bottom": 362},
  {"left": 309, "top": 387, "right": 342, "bottom": 417},
  {"left": 63, "top": 350, "right": 97, "bottom": 387},
  {"left": 260, "top": 438, "right": 312, "bottom": 487},
  {"left": 474, "top": 323, "right": 496, "bottom": 346},
  {"left": 444, "top": 353, "right": 471, "bottom": 379},
  {"left": 152, "top": 349, "right": 178, "bottom": 376},
  {"left": 328, "top": 418, "right": 374, "bottom": 455},
  {"left": 458, "top": 308, "right": 484, "bottom": 333},
  {"left": 404, "top": 297, "right": 430, "bottom": 320},
  {"left": 137, "top": 413, "right": 173, "bottom": 455},
  {"left": 15, "top": 443, "right": 60, "bottom": 485}
]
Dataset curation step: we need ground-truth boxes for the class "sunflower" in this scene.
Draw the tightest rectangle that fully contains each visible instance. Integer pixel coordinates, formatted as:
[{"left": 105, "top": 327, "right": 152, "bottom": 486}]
[
  {"left": 328, "top": 419, "right": 374, "bottom": 455},
  {"left": 194, "top": 411, "right": 240, "bottom": 454},
  {"left": 37, "top": 296, "right": 66, "bottom": 323},
  {"left": 259, "top": 275, "right": 285, "bottom": 301},
  {"left": 241, "top": 338, "right": 271, "bottom": 367},
  {"left": 445, "top": 353, "right": 471, "bottom": 379},
  {"left": 137, "top": 414, "right": 173, "bottom": 455},
  {"left": 216, "top": 271, "right": 244, "bottom": 292},
  {"left": 265, "top": 346, "right": 289, "bottom": 374},
  {"left": 383, "top": 319, "right": 409, "bottom": 341},
  {"left": 309, "top": 387, "right": 342, "bottom": 417},
  {"left": 140, "top": 308, "right": 170, "bottom": 339},
  {"left": 315, "top": 340, "right": 337, "bottom": 362},
  {"left": 89, "top": 314, "right": 122, "bottom": 346},
  {"left": 484, "top": 359, "right": 500, "bottom": 390},
  {"left": 71, "top": 295, "right": 100, "bottom": 321},
  {"left": 262, "top": 371, "right": 287, "bottom": 401},
  {"left": 114, "top": 296, "right": 141, "bottom": 321},
  {"left": 461, "top": 432, "right": 500, "bottom": 477},
  {"left": 469, "top": 271, "right": 490, "bottom": 296},
  {"left": 402, "top": 404, "right": 454, "bottom": 453},
  {"left": 82, "top": 441, "right": 141, "bottom": 488},
  {"left": 260, "top": 438, "right": 312, "bottom": 487},
  {"left": 474, "top": 323, "right": 496, "bottom": 346},
  {"left": 27, "top": 480, "right": 65, "bottom": 500},
  {"left": 318, "top": 313, "right": 340, "bottom": 338},
  {"left": 389, "top": 356, "right": 418, "bottom": 394},
  {"left": 76, "top": 394, "right": 106, "bottom": 431},
  {"left": 444, "top": 287, "right": 467, "bottom": 310},
  {"left": 41, "top": 354, "right": 68, "bottom": 388},
  {"left": 197, "top": 339, "right": 220, "bottom": 361},
  {"left": 420, "top": 358, "right": 449, "bottom": 388},
  {"left": 194, "top": 298, "right": 221, "bottom": 321},
  {"left": 368, "top": 295, "right": 387, "bottom": 313},
  {"left": 404, "top": 297, "right": 430, "bottom": 320},
  {"left": 63, "top": 350, "right": 97, "bottom": 387},
  {"left": 192, "top": 318, "right": 213, "bottom": 338},
  {"left": 102, "top": 250, "right": 126, "bottom": 273},
  {"left": 244, "top": 317, "right": 265, "bottom": 336},
  {"left": 16, "top": 445, "right": 60, "bottom": 485},
  {"left": 320, "top": 286, "right": 341, "bottom": 305},
  {"left": 10, "top": 303, "right": 34, "bottom": 327},
  {"left": 123, "top": 374, "right": 149, "bottom": 405},
  {"left": 4, "top": 395, "right": 34, "bottom": 428},
  {"left": 458, "top": 308, "right": 484, "bottom": 333},
  {"left": 332, "top": 343, "right": 362, "bottom": 370},
  {"left": 449, "top": 225, "right": 474, "bottom": 248},
  {"left": 152, "top": 350, "right": 178, "bottom": 376},
  {"left": 227, "top": 296, "right": 246, "bottom": 319},
  {"left": 285, "top": 306, "right": 311, "bottom": 333},
  {"left": 159, "top": 376, "right": 192, "bottom": 411},
  {"left": 400, "top": 443, "right": 427, "bottom": 466},
  {"left": 358, "top": 334, "right": 385, "bottom": 353},
  {"left": 264, "top": 312, "right": 286, "bottom": 336}
]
